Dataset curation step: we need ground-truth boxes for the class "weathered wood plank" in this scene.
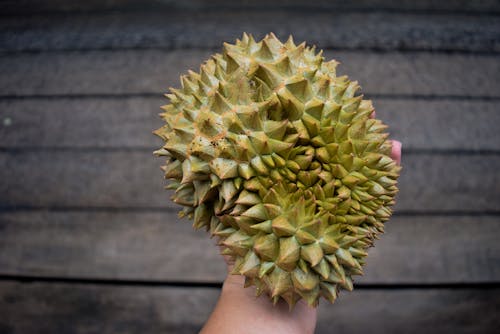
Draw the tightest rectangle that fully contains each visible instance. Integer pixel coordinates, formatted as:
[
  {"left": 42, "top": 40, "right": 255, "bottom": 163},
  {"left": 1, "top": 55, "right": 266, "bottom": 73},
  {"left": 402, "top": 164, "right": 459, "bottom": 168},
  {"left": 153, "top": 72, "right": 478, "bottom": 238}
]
[
  {"left": 2, "top": 0, "right": 500, "bottom": 13},
  {"left": 0, "top": 211, "right": 226, "bottom": 282},
  {"left": 1, "top": 97, "right": 498, "bottom": 150},
  {"left": 0, "top": 211, "right": 498, "bottom": 283},
  {"left": 0, "top": 97, "right": 165, "bottom": 149},
  {"left": 2, "top": 11, "right": 498, "bottom": 52},
  {"left": 1, "top": 50, "right": 499, "bottom": 97},
  {"left": 0, "top": 282, "right": 218, "bottom": 334},
  {"left": 375, "top": 99, "right": 500, "bottom": 151},
  {"left": 1, "top": 152, "right": 498, "bottom": 211},
  {"left": 0, "top": 282, "right": 499, "bottom": 334}
]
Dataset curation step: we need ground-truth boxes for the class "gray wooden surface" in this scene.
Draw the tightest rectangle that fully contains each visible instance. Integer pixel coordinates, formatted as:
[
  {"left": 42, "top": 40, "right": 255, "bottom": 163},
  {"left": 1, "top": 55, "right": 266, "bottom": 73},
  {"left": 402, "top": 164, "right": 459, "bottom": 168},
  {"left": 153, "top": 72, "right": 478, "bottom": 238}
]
[
  {"left": 1, "top": 51, "right": 498, "bottom": 96},
  {"left": 1, "top": 1, "right": 499, "bottom": 333},
  {"left": 1, "top": 282, "right": 499, "bottom": 334},
  {"left": 1, "top": 12, "right": 499, "bottom": 53},
  {"left": 2, "top": 152, "right": 499, "bottom": 212},
  {"left": 1, "top": 212, "right": 499, "bottom": 283}
]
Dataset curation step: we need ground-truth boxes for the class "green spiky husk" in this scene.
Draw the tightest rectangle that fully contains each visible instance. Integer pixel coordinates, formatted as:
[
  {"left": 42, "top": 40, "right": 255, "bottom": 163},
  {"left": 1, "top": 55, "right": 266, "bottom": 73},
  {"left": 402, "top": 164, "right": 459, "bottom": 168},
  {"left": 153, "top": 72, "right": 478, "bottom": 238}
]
[{"left": 154, "top": 33, "right": 400, "bottom": 308}]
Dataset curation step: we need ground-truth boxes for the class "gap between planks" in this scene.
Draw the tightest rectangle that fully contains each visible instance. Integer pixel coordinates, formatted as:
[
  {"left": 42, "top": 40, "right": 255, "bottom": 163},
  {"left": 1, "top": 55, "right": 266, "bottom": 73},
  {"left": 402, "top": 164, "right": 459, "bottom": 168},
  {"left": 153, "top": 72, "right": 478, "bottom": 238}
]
[
  {"left": 1, "top": 94, "right": 500, "bottom": 101},
  {"left": 1, "top": 207, "right": 500, "bottom": 216},
  {"left": 1, "top": 274, "right": 499, "bottom": 290}
]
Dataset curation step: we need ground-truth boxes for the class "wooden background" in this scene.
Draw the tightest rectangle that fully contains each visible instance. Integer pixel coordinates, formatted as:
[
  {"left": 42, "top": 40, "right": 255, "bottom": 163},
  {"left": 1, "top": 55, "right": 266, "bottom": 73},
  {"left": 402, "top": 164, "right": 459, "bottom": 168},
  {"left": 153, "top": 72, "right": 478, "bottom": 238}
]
[{"left": 1, "top": 0, "right": 499, "bottom": 333}]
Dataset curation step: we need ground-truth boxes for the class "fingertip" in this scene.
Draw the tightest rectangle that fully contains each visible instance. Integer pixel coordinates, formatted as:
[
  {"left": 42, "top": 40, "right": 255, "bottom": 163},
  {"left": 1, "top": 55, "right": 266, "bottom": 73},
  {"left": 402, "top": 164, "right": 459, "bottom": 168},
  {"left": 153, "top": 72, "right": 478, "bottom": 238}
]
[{"left": 391, "top": 140, "right": 402, "bottom": 165}]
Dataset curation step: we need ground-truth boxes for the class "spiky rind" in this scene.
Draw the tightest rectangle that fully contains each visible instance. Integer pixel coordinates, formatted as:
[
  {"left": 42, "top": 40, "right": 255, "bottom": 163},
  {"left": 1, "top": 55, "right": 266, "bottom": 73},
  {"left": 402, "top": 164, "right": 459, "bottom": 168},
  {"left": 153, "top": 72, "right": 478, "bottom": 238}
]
[{"left": 155, "top": 33, "right": 400, "bottom": 308}]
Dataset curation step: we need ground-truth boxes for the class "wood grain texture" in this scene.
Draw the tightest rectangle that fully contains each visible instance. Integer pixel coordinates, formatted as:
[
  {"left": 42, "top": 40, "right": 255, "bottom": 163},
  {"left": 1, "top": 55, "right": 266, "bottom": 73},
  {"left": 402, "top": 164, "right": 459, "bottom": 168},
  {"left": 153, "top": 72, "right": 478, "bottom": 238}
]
[
  {"left": 375, "top": 99, "right": 500, "bottom": 151},
  {"left": 1, "top": 50, "right": 499, "bottom": 97},
  {"left": 0, "top": 97, "right": 165, "bottom": 149},
  {"left": 2, "top": 0, "right": 500, "bottom": 13},
  {"left": 0, "top": 282, "right": 499, "bottom": 334},
  {"left": 0, "top": 282, "right": 219, "bottom": 334},
  {"left": 162, "top": 0, "right": 500, "bottom": 12},
  {"left": 2, "top": 11, "right": 498, "bottom": 52},
  {"left": 0, "top": 211, "right": 499, "bottom": 283},
  {"left": 1, "top": 97, "right": 499, "bottom": 150},
  {"left": 1, "top": 151, "right": 499, "bottom": 211},
  {"left": 0, "top": 211, "right": 226, "bottom": 282}
]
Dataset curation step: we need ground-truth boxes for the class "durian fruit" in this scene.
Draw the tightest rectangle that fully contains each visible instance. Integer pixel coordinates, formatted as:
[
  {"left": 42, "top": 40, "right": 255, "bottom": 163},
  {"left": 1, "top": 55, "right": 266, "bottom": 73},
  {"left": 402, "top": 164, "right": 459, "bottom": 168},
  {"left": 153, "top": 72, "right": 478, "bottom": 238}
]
[{"left": 154, "top": 33, "right": 400, "bottom": 308}]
